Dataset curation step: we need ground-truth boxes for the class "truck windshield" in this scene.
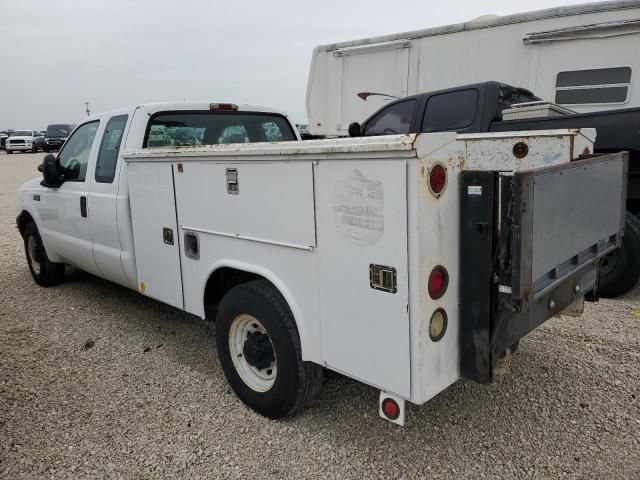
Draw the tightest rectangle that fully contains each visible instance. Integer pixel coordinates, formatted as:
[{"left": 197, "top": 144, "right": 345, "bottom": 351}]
[
  {"left": 144, "top": 112, "right": 296, "bottom": 148},
  {"left": 11, "top": 131, "right": 31, "bottom": 136},
  {"left": 46, "top": 125, "right": 72, "bottom": 137}
]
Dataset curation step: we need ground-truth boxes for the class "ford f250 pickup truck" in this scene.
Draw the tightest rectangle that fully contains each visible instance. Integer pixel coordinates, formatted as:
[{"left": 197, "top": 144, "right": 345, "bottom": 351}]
[
  {"left": 348, "top": 81, "right": 640, "bottom": 298},
  {"left": 17, "top": 110, "right": 627, "bottom": 425}
]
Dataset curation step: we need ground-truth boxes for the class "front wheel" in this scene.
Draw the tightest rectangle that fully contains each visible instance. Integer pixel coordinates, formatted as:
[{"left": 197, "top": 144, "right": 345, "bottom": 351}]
[
  {"left": 215, "top": 279, "right": 322, "bottom": 419},
  {"left": 599, "top": 212, "right": 640, "bottom": 298},
  {"left": 23, "top": 222, "right": 65, "bottom": 287},
  {"left": 6, "top": 150, "right": 12, "bottom": 154}
]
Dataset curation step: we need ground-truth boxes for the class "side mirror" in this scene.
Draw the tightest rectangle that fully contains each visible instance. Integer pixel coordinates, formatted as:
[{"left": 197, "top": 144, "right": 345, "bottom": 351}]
[
  {"left": 40, "top": 153, "right": 62, "bottom": 188},
  {"left": 348, "top": 122, "right": 361, "bottom": 137}
]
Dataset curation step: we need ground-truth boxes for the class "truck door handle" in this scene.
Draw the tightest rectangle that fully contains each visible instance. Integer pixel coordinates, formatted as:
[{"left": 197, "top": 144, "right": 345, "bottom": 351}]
[{"left": 80, "top": 196, "right": 87, "bottom": 218}]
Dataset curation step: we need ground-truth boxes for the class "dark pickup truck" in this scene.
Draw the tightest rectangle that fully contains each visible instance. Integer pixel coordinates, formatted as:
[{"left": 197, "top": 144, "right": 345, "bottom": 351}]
[{"left": 348, "top": 81, "right": 640, "bottom": 298}]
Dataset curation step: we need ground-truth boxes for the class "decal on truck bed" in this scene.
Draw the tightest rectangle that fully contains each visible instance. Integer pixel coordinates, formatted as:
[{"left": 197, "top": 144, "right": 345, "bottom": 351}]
[{"left": 332, "top": 169, "right": 384, "bottom": 246}]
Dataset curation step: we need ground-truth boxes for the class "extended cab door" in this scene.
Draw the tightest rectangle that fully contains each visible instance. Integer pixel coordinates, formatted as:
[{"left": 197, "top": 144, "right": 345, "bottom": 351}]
[
  {"left": 88, "top": 113, "right": 132, "bottom": 286},
  {"left": 38, "top": 121, "right": 102, "bottom": 276}
]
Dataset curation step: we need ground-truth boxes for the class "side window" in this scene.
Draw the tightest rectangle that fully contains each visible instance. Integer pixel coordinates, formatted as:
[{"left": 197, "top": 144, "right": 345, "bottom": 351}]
[
  {"left": 95, "top": 115, "right": 128, "bottom": 183},
  {"left": 262, "top": 121, "right": 285, "bottom": 142},
  {"left": 421, "top": 89, "right": 479, "bottom": 133},
  {"left": 58, "top": 121, "right": 100, "bottom": 182},
  {"left": 555, "top": 67, "right": 631, "bottom": 105},
  {"left": 364, "top": 100, "right": 416, "bottom": 136},
  {"left": 218, "top": 125, "right": 249, "bottom": 144}
]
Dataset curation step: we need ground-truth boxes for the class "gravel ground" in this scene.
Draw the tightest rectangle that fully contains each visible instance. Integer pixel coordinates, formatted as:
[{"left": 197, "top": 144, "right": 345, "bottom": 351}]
[{"left": 0, "top": 151, "right": 639, "bottom": 479}]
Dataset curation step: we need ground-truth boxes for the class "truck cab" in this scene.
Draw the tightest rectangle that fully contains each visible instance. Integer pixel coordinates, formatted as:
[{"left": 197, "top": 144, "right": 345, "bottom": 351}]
[{"left": 16, "top": 102, "right": 299, "bottom": 289}]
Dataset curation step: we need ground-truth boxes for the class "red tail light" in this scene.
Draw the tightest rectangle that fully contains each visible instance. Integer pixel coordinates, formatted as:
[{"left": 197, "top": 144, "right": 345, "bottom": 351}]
[
  {"left": 428, "top": 163, "right": 447, "bottom": 197},
  {"left": 428, "top": 266, "right": 448, "bottom": 299},
  {"left": 210, "top": 103, "right": 238, "bottom": 111},
  {"left": 381, "top": 398, "right": 400, "bottom": 420}
]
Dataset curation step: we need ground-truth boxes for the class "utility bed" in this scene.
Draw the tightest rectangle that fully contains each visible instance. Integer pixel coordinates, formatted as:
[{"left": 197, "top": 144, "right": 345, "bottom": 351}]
[{"left": 122, "top": 129, "right": 626, "bottom": 424}]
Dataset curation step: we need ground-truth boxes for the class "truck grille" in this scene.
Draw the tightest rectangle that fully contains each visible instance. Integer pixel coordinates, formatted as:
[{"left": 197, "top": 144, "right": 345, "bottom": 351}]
[{"left": 9, "top": 139, "right": 25, "bottom": 145}]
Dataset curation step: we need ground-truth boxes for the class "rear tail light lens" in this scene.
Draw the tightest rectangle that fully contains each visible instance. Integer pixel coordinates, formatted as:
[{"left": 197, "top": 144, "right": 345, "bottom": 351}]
[
  {"left": 428, "top": 163, "right": 447, "bottom": 197},
  {"left": 429, "top": 308, "right": 448, "bottom": 342},
  {"left": 428, "top": 266, "right": 448, "bottom": 299}
]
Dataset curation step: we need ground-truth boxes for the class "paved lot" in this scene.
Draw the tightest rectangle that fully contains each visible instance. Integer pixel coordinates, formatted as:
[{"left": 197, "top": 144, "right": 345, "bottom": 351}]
[{"left": 0, "top": 151, "right": 639, "bottom": 479}]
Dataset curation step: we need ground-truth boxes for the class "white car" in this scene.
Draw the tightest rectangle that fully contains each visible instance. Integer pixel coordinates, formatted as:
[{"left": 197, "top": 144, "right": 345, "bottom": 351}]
[{"left": 6, "top": 130, "right": 41, "bottom": 154}]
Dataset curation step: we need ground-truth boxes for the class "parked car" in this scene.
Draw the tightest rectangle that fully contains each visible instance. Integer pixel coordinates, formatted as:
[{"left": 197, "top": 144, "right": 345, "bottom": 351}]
[
  {"left": 6, "top": 130, "right": 43, "bottom": 154},
  {"left": 147, "top": 126, "right": 170, "bottom": 147},
  {"left": 43, "top": 124, "right": 75, "bottom": 152},
  {"left": 0, "top": 132, "right": 8, "bottom": 150}
]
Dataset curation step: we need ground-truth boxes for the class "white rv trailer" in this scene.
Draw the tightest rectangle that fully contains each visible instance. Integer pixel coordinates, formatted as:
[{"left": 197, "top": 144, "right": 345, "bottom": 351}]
[{"left": 306, "top": 0, "right": 640, "bottom": 136}]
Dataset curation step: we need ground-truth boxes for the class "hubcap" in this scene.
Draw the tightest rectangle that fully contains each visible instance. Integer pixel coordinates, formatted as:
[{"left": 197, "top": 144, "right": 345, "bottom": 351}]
[
  {"left": 27, "top": 235, "right": 41, "bottom": 275},
  {"left": 229, "top": 314, "right": 277, "bottom": 392}
]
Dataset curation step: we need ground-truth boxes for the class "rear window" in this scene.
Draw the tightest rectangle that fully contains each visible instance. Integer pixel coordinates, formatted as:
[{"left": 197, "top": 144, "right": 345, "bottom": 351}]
[
  {"left": 144, "top": 112, "right": 296, "bottom": 148},
  {"left": 421, "top": 89, "right": 479, "bottom": 132}
]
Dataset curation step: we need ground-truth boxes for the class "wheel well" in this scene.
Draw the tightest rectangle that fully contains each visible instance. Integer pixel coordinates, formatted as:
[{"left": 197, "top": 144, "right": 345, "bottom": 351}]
[
  {"left": 16, "top": 211, "right": 34, "bottom": 237},
  {"left": 203, "top": 267, "right": 262, "bottom": 319}
]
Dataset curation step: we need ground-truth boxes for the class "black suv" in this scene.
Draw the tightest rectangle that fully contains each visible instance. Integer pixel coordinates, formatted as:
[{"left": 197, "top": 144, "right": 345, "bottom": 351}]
[{"left": 43, "top": 124, "right": 75, "bottom": 152}]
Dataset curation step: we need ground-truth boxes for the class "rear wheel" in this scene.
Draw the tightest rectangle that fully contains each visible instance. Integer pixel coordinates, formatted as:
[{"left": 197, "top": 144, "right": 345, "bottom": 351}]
[
  {"left": 599, "top": 212, "right": 640, "bottom": 298},
  {"left": 215, "top": 279, "right": 322, "bottom": 419},
  {"left": 23, "top": 222, "right": 65, "bottom": 287}
]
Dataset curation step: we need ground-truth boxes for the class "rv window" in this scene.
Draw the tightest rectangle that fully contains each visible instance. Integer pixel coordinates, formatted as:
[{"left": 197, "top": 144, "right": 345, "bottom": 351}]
[
  {"left": 363, "top": 99, "right": 416, "bottom": 136},
  {"left": 421, "top": 89, "right": 479, "bottom": 133},
  {"left": 555, "top": 67, "right": 631, "bottom": 105}
]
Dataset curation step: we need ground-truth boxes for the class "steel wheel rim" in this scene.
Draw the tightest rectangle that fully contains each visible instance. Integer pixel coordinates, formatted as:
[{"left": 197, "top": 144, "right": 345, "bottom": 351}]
[
  {"left": 27, "top": 235, "right": 41, "bottom": 275},
  {"left": 600, "top": 250, "right": 620, "bottom": 278},
  {"left": 229, "top": 314, "right": 277, "bottom": 392}
]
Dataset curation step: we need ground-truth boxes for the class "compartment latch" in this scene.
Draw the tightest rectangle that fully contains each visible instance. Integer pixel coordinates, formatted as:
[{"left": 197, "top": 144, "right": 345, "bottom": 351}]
[
  {"left": 369, "top": 264, "right": 397, "bottom": 294},
  {"left": 226, "top": 168, "right": 239, "bottom": 194}
]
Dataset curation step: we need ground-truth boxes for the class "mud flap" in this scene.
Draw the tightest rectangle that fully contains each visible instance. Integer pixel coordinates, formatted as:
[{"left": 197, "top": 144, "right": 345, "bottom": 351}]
[{"left": 459, "top": 153, "right": 628, "bottom": 383}]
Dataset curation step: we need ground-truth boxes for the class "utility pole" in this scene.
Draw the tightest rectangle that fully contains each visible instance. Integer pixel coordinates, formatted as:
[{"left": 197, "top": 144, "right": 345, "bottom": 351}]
[{"left": 84, "top": 102, "right": 90, "bottom": 117}]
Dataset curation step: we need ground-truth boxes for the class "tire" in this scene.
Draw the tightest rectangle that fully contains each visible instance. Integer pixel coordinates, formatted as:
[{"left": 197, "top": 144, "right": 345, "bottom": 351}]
[
  {"left": 216, "top": 279, "right": 322, "bottom": 419},
  {"left": 23, "top": 222, "right": 65, "bottom": 287},
  {"left": 6, "top": 149, "right": 12, "bottom": 154},
  {"left": 31, "top": 144, "right": 37, "bottom": 153},
  {"left": 599, "top": 212, "right": 640, "bottom": 298}
]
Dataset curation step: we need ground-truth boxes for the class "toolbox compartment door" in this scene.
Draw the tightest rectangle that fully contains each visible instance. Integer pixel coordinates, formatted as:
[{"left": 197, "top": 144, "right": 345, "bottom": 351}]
[
  {"left": 316, "top": 161, "right": 410, "bottom": 398},
  {"left": 460, "top": 153, "right": 628, "bottom": 382},
  {"left": 127, "top": 162, "right": 184, "bottom": 309}
]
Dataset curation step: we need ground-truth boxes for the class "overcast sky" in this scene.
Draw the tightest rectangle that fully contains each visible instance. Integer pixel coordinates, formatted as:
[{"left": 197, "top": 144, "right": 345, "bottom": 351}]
[{"left": 1, "top": 0, "right": 589, "bottom": 129}]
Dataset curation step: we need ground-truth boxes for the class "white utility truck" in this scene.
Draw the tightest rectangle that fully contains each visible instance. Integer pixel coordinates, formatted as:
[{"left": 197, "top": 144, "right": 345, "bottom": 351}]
[
  {"left": 17, "top": 105, "right": 627, "bottom": 424},
  {"left": 306, "top": 0, "right": 640, "bottom": 137}
]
